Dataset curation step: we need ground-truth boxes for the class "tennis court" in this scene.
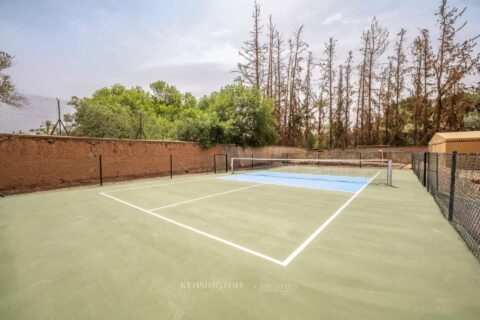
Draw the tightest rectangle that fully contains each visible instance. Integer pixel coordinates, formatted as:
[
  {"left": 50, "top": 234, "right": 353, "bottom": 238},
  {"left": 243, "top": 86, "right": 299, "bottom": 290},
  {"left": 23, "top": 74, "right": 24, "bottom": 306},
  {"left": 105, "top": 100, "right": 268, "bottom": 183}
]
[{"left": 1, "top": 160, "right": 479, "bottom": 319}]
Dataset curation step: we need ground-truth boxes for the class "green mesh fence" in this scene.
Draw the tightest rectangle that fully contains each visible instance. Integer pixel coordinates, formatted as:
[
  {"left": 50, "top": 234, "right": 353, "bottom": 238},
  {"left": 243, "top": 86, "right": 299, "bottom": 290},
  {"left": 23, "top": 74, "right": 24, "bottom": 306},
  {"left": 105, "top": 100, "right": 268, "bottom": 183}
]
[{"left": 412, "top": 152, "right": 480, "bottom": 260}]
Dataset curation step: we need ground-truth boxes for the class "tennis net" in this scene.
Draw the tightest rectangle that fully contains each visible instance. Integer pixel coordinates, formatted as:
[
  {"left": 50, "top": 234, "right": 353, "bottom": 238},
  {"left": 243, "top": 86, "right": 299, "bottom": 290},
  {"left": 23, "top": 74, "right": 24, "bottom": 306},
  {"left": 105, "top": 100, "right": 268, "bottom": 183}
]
[{"left": 230, "top": 158, "right": 393, "bottom": 186}]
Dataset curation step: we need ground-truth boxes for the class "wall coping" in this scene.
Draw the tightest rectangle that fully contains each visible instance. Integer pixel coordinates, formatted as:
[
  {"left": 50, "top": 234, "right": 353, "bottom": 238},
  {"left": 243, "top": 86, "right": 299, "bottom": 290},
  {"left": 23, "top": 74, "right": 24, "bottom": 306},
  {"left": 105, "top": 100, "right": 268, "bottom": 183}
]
[{"left": 0, "top": 133, "right": 305, "bottom": 150}]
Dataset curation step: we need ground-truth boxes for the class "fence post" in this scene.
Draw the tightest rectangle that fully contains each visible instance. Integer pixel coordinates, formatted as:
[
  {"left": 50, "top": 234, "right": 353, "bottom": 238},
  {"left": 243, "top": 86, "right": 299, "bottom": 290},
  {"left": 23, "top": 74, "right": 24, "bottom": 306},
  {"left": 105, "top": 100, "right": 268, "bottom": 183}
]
[
  {"left": 427, "top": 152, "right": 431, "bottom": 191},
  {"left": 435, "top": 153, "right": 439, "bottom": 192},
  {"left": 423, "top": 152, "right": 428, "bottom": 187},
  {"left": 225, "top": 154, "right": 228, "bottom": 173},
  {"left": 213, "top": 154, "right": 217, "bottom": 174},
  {"left": 99, "top": 155, "right": 103, "bottom": 186},
  {"left": 170, "top": 155, "right": 173, "bottom": 179},
  {"left": 448, "top": 152, "right": 457, "bottom": 221}
]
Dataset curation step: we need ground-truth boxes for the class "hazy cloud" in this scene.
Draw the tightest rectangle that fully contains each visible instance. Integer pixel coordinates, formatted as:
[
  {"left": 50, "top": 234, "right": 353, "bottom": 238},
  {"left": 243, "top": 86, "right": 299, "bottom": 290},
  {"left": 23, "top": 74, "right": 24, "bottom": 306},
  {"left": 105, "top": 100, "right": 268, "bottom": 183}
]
[
  {"left": 0, "top": 0, "right": 478, "bottom": 100},
  {"left": 323, "top": 12, "right": 343, "bottom": 25}
]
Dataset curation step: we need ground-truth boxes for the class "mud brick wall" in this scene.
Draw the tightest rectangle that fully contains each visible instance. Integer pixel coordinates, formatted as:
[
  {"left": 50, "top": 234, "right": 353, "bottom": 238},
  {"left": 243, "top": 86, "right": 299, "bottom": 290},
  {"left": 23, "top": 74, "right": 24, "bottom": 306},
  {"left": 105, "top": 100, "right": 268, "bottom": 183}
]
[
  {"left": 0, "top": 134, "right": 422, "bottom": 194},
  {"left": 316, "top": 146, "right": 426, "bottom": 164},
  {"left": 0, "top": 134, "right": 312, "bottom": 194}
]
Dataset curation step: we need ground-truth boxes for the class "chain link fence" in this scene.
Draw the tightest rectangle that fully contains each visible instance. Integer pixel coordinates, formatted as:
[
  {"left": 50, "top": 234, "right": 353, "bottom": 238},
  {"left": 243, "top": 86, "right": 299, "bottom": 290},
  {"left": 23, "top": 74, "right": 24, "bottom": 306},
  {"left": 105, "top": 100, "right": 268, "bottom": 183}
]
[
  {"left": 0, "top": 95, "right": 73, "bottom": 134},
  {"left": 412, "top": 152, "right": 480, "bottom": 260}
]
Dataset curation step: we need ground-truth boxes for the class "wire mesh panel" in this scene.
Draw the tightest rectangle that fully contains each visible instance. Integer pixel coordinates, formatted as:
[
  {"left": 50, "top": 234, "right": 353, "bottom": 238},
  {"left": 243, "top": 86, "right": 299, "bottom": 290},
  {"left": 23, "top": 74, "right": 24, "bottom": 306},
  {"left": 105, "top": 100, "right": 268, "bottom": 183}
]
[
  {"left": 412, "top": 153, "right": 425, "bottom": 185},
  {"left": 452, "top": 154, "right": 480, "bottom": 258},
  {"left": 0, "top": 95, "right": 74, "bottom": 134},
  {"left": 413, "top": 152, "right": 480, "bottom": 260}
]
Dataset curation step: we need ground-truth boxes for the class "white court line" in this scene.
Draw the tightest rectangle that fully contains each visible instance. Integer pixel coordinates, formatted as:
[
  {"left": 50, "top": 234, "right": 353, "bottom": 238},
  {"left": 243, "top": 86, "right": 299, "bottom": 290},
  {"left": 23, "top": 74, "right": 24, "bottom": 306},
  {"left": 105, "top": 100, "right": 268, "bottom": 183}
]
[
  {"left": 218, "top": 175, "right": 355, "bottom": 194},
  {"left": 104, "top": 175, "right": 220, "bottom": 194},
  {"left": 100, "top": 190, "right": 285, "bottom": 266},
  {"left": 101, "top": 171, "right": 379, "bottom": 267},
  {"left": 281, "top": 171, "right": 381, "bottom": 266},
  {"left": 149, "top": 184, "right": 263, "bottom": 211}
]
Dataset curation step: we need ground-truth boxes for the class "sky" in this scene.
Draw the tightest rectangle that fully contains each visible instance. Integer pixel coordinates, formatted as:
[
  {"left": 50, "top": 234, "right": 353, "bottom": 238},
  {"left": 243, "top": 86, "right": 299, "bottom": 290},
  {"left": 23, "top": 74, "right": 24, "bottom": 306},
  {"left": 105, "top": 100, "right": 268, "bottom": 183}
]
[{"left": 1, "top": 0, "right": 479, "bottom": 100}]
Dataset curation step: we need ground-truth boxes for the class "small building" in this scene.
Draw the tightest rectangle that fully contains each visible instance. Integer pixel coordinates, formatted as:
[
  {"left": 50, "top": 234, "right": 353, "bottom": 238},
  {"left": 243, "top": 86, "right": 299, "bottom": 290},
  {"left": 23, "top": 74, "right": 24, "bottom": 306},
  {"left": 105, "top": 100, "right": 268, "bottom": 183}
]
[{"left": 428, "top": 131, "right": 480, "bottom": 153}]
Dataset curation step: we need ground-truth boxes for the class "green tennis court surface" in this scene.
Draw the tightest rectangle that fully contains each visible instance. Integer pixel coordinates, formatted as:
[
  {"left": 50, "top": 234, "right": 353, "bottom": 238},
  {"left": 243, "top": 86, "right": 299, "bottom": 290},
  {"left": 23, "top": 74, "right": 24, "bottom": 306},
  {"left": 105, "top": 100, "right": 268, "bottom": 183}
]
[{"left": 1, "top": 170, "right": 479, "bottom": 319}]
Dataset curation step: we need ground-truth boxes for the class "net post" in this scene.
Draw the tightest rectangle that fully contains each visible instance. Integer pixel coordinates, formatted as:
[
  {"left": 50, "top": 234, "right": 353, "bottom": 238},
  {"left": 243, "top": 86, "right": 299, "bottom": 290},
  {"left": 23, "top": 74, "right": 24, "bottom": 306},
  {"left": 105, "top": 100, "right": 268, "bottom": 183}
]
[
  {"left": 170, "top": 155, "right": 173, "bottom": 179},
  {"left": 387, "top": 159, "right": 392, "bottom": 186},
  {"left": 448, "top": 152, "right": 457, "bottom": 222},
  {"left": 225, "top": 154, "right": 228, "bottom": 173},
  {"left": 423, "top": 152, "right": 427, "bottom": 187},
  {"left": 230, "top": 157, "right": 234, "bottom": 174},
  {"left": 251, "top": 154, "right": 254, "bottom": 170},
  {"left": 286, "top": 153, "right": 289, "bottom": 166},
  {"left": 213, "top": 154, "right": 217, "bottom": 174},
  {"left": 359, "top": 153, "right": 362, "bottom": 169},
  {"left": 99, "top": 155, "right": 103, "bottom": 186}
]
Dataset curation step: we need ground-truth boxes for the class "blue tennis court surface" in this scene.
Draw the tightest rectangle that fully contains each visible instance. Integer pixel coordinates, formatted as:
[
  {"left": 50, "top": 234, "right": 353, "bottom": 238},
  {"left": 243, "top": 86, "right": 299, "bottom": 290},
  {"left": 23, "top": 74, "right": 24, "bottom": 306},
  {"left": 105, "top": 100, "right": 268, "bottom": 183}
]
[{"left": 219, "top": 171, "right": 369, "bottom": 193}]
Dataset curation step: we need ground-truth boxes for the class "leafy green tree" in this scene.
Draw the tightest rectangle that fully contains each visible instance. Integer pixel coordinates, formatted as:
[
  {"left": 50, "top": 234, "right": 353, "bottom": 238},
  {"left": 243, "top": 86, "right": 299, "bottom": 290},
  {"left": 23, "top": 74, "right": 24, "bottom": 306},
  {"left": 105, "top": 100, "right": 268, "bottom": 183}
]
[
  {"left": 72, "top": 99, "right": 134, "bottom": 138},
  {"left": 67, "top": 81, "right": 277, "bottom": 147},
  {"left": 69, "top": 84, "right": 173, "bottom": 139},
  {"left": 0, "top": 51, "right": 24, "bottom": 107},
  {"left": 173, "top": 108, "right": 223, "bottom": 147},
  {"left": 87, "top": 84, "right": 154, "bottom": 114},
  {"left": 464, "top": 110, "right": 480, "bottom": 130},
  {"left": 29, "top": 120, "right": 53, "bottom": 135},
  {"left": 150, "top": 81, "right": 182, "bottom": 106},
  {"left": 182, "top": 92, "right": 197, "bottom": 109},
  {"left": 149, "top": 81, "right": 184, "bottom": 120},
  {"left": 202, "top": 83, "right": 278, "bottom": 146},
  {"left": 141, "top": 111, "right": 174, "bottom": 140}
]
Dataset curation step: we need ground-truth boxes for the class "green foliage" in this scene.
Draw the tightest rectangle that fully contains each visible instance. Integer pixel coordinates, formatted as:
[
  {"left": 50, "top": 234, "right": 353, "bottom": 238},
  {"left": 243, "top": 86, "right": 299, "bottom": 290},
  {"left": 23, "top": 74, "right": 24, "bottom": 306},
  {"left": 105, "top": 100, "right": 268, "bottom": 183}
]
[
  {"left": 0, "top": 51, "right": 24, "bottom": 107},
  {"left": 67, "top": 81, "right": 277, "bottom": 147},
  {"left": 464, "top": 110, "right": 480, "bottom": 130},
  {"left": 29, "top": 120, "right": 54, "bottom": 135},
  {"left": 173, "top": 108, "right": 222, "bottom": 147},
  {"left": 390, "top": 92, "right": 480, "bottom": 145},
  {"left": 72, "top": 100, "right": 135, "bottom": 138},
  {"left": 202, "top": 84, "right": 278, "bottom": 146}
]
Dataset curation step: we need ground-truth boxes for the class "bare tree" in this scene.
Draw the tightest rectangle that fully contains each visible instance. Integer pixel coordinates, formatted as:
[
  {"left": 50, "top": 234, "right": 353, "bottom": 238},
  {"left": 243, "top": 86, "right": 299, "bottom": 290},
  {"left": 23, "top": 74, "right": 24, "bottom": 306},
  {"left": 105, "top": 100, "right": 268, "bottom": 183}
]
[
  {"left": 286, "top": 26, "right": 308, "bottom": 145},
  {"left": 320, "top": 38, "right": 337, "bottom": 148},
  {"left": 266, "top": 15, "right": 275, "bottom": 98},
  {"left": 432, "top": 0, "right": 480, "bottom": 131},
  {"left": 419, "top": 29, "right": 434, "bottom": 143},
  {"left": 334, "top": 65, "right": 345, "bottom": 148},
  {"left": 356, "top": 32, "right": 369, "bottom": 146},
  {"left": 391, "top": 28, "right": 407, "bottom": 145},
  {"left": 273, "top": 30, "right": 286, "bottom": 134},
  {"left": 383, "top": 59, "right": 394, "bottom": 144},
  {"left": 411, "top": 35, "right": 423, "bottom": 145},
  {"left": 237, "top": 1, "right": 267, "bottom": 90},
  {"left": 364, "top": 18, "right": 389, "bottom": 144},
  {"left": 344, "top": 51, "right": 354, "bottom": 148},
  {"left": 301, "top": 51, "right": 316, "bottom": 147}
]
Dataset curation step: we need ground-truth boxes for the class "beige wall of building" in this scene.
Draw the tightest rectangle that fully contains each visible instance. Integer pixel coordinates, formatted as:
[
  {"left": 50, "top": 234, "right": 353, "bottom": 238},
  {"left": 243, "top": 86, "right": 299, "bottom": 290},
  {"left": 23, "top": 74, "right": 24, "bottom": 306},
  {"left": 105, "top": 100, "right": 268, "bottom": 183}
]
[{"left": 428, "top": 131, "right": 480, "bottom": 153}]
